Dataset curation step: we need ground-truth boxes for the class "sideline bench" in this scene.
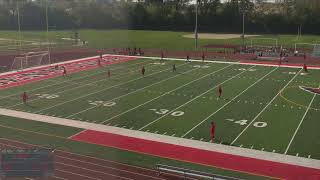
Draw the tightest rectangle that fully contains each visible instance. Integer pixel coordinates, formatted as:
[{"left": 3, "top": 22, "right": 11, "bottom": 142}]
[{"left": 156, "top": 164, "right": 243, "bottom": 180}]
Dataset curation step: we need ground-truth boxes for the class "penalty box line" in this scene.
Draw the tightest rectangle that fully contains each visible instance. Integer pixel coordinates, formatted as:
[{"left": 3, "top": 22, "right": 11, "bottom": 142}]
[
  {"left": 231, "top": 68, "right": 303, "bottom": 145},
  {"left": 284, "top": 82, "right": 320, "bottom": 154},
  {"left": 182, "top": 66, "right": 279, "bottom": 138},
  {"left": 138, "top": 65, "right": 257, "bottom": 131}
]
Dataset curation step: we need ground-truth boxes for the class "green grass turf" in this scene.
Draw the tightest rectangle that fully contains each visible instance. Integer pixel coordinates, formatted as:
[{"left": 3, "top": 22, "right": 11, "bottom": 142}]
[
  {"left": 1, "top": 30, "right": 320, "bottom": 51},
  {"left": 0, "top": 57, "right": 319, "bottom": 165},
  {"left": 0, "top": 115, "right": 271, "bottom": 180}
]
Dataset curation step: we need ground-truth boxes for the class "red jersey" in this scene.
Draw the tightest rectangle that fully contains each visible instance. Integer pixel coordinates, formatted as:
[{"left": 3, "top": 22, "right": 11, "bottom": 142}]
[{"left": 210, "top": 123, "right": 216, "bottom": 139}]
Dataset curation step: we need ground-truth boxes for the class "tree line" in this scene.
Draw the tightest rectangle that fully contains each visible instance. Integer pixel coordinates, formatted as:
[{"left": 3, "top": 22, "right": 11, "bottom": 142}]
[{"left": 0, "top": 0, "right": 319, "bottom": 34}]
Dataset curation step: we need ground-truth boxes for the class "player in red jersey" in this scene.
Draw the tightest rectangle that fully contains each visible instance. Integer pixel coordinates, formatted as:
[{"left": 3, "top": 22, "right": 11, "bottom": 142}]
[
  {"left": 202, "top": 52, "right": 205, "bottom": 62},
  {"left": 303, "top": 64, "right": 308, "bottom": 72},
  {"left": 187, "top": 55, "right": 190, "bottom": 62},
  {"left": 22, "top": 92, "right": 28, "bottom": 105},
  {"left": 141, "top": 66, "right": 146, "bottom": 76},
  {"left": 62, "top": 66, "right": 67, "bottom": 77},
  {"left": 210, "top": 121, "right": 216, "bottom": 142},
  {"left": 161, "top": 51, "right": 164, "bottom": 62},
  {"left": 218, "top": 85, "right": 222, "bottom": 98}
]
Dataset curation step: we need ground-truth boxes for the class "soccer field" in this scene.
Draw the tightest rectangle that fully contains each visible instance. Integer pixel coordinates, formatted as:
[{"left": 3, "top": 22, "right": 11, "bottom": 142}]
[{"left": 0, "top": 55, "right": 319, "bottom": 162}]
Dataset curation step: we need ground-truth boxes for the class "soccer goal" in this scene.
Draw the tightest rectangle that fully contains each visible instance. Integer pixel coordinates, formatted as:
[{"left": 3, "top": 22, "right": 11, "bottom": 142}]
[
  {"left": 247, "top": 38, "right": 279, "bottom": 56},
  {"left": 11, "top": 51, "right": 50, "bottom": 71},
  {"left": 294, "top": 43, "right": 320, "bottom": 57}
]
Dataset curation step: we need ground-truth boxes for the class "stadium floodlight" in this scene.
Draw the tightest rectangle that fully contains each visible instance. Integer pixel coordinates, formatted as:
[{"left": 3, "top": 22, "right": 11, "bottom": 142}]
[{"left": 11, "top": 51, "right": 49, "bottom": 71}]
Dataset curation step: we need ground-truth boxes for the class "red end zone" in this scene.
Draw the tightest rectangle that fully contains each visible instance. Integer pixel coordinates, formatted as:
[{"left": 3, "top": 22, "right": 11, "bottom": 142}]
[
  {"left": 71, "top": 130, "right": 320, "bottom": 180},
  {"left": 0, "top": 55, "right": 137, "bottom": 89}
]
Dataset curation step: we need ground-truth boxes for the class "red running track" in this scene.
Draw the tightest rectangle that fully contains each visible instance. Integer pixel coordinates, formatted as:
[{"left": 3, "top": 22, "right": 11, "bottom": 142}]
[
  {"left": 0, "top": 138, "right": 186, "bottom": 180},
  {"left": 0, "top": 55, "right": 136, "bottom": 89},
  {"left": 71, "top": 130, "right": 320, "bottom": 180}
]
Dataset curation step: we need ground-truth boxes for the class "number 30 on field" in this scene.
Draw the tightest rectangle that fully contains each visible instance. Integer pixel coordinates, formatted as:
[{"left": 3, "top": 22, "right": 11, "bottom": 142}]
[{"left": 149, "top": 109, "right": 184, "bottom": 116}]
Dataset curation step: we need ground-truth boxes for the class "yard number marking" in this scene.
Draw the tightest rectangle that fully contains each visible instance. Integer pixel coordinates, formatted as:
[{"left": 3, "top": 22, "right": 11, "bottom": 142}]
[
  {"left": 225, "top": 119, "right": 267, "bottom": 128},
  {"left": 89, "top": 101, "right": 116, "bottom": 107},
  {"left": 35, "top": 94, "right": 59, "bottom": 99},
  {"left": 149, "top": 109, "right": 184, "bottom": 117}
]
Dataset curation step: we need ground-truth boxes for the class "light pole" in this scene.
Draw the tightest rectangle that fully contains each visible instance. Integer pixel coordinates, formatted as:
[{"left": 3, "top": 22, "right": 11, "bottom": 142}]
[
  {"left": 195, "top": 0, "right": 198, "bottom": 49},
  {"left": 45, "top": 0, "right": 51, "bottom": 66}
]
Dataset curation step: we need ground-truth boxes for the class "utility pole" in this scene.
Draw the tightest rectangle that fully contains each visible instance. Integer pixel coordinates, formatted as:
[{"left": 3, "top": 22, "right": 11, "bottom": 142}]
[
  {"left": 195, "top": 0, "right": 198, "bottom": 49},
  {"left": 45, "top": 0, "right": 51, "bottom": 66}
]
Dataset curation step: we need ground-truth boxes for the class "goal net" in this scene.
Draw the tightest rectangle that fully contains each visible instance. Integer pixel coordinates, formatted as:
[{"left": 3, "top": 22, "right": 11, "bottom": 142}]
[
  {"left": 247, "top": 38, "right": 279, "bottom": 56},
  {"left": 11, "top": 51, "right": 50, "bottom": 71},
  {"left": 312, "top": 44, "right": 320, "bottom": 57}
]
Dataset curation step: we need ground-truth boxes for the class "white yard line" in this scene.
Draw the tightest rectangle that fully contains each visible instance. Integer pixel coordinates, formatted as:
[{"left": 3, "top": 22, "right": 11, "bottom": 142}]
[
  {"left": 101, "top": 64, "right": 234, "bottom": 124},
  {"left": 66, "top": 63, "right": 193, "bottom": 118},
  {"left": 0, "top": 108, "right": 319, "bottom": 169},
  {"left": 182, "top": 67, "right": 279, "bottom": 137},
  {"left": 7, "top": 61, "right": 154, "bottom": 108},
  {"left": 138, "top": 66, "right": 256, "bottom": 130},
  {"left": 0, "top": 59, "right": 147, "bottom": 100},
  {"left": 231, "top": 69, "right": 303, "bottom": 145},
  {"left": 284, "top": 83, "right": 320, "bottom": 154},
  {"left": 34, "top": 62, "right": 187, "bottom": 114}
]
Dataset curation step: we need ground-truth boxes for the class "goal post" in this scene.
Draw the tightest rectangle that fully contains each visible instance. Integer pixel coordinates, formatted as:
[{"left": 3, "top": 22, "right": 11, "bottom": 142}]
[
  {"left": 249, "top": 38, "right": 278, "bottom": 49},
  {"left": 294, "top": 43, "right": 320, "bottom": 57},
  {"left": 11, "top": 51, "right": 50, "bottom": 71}
]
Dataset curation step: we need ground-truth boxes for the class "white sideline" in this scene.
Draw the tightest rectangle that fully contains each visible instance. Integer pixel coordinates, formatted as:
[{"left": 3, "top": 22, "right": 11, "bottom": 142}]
[
  {"left": 231, "top": 69, "right": 303, "bottom": 145},
  {"left": 0, "top": 108, "right": 319, "bottom": 170},
  {"left": 284, "top": 83, "right": 320, "bottom": 154},
  {"left": 182, "top": 67, "right": 279, "bottom": 137}
]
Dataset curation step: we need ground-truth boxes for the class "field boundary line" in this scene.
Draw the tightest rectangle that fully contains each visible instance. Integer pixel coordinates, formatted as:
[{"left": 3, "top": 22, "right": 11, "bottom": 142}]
[
  {"left": 139, "top": 65, "right": 256, "bottom": 130},
  {"left": 101, "top": 64, "right": 234, "bottom": 124},
  {"left": 67, "top": 63, "right": 195, "bottom": 118},
  {"left": 105, "top": 54, "right": 320, "bottom": 70},
  {"left": 182, "top": 67, "right": 279, "bottom": 137},
  {"left": 34, "top": 61, "right": 184, "bottom": 114},
  {"left": 6, "top": 60, "right": 160, "bottom": 108},
  {"left": 231, "top": 68, "right": 303, "bottom": 145},
  {"left": 284, "top": 83, "right": 320, "bottom": 154},
  {"left": 0, "top": 59, "right": 148, "bottom": 101},
  {"left": 0, "top": 109, "right": 318, "bottom": 170}
]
